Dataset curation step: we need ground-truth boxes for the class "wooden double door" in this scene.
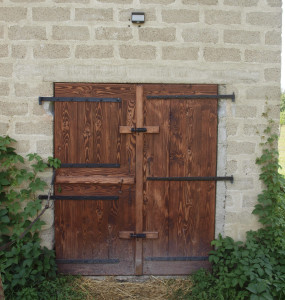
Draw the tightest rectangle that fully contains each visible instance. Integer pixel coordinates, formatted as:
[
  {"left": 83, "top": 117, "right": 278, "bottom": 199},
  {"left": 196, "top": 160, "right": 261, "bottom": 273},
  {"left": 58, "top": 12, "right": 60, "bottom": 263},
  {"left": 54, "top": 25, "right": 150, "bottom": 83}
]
[{"left": 54, "top": 83, "right": 218, "bottom": 275}]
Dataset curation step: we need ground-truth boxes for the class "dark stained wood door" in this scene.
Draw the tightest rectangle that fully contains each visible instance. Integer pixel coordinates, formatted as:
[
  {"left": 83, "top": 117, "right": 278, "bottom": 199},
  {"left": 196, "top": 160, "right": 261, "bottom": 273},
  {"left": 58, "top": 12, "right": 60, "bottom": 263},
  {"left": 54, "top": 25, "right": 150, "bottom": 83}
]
[{"left": 53, "top": 83, "right": 217, "bottom": 275}]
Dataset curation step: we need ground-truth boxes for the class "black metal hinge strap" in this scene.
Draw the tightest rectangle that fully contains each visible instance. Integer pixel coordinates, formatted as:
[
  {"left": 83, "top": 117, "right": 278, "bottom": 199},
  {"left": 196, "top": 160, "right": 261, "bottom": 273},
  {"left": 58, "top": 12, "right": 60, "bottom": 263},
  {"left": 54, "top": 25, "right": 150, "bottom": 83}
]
[
  {"left": 60, "top": 163, "right": 120, "bottom": 168},
  {"left": 131, "top": 128, "right": 147, "bottom": 133},
  {"left": 145, "top": 256, "right": 208, "bottom": 261},
  {"left": 147, "top": 93, "right": 235, "bottom": 102},
  {"left": 56, "top": 259, "right": 120, "bottom": 264},
  {"left": 147, "top": 176, "right": 234, "bottom": 183},
  {"left": 39, "top": 97, "right": 121, "bottom": 105},
  {"left": 38, "top": 195, "right": 119, "bottom": 201},
  {"left": 130, "top": 233, "right": 147, "bottom": 238}
]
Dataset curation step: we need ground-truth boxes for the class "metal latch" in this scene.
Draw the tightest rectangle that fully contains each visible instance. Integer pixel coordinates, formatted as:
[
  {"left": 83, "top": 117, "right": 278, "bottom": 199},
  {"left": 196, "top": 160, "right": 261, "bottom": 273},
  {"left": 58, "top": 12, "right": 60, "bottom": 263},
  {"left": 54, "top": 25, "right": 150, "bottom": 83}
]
[
  {"left": 130, "top": 233, "right": 146, "bottom": 238},
  {"left": 131, "top": 128, "right": 147, "bottom": 133}
]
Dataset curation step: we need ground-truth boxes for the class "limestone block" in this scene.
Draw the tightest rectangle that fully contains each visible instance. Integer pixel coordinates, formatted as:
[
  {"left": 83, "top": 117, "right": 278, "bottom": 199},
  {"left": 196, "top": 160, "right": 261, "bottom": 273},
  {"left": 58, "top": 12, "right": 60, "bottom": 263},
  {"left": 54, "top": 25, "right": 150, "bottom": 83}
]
[
  {"left": 11, "top": 0, "right": 45, "bottom": 2},
  {"left": 226, "top": 121, "right": 239, "bottom": 135},
  {"left": 242, "top": 159, "right": 260, "bottom": 175},
  {"left": 36, "top": 140, "right": 53, "bottom": 155},
  {"left": 8, "top": 26, "right": 47, "bottom": 40},
  {"left": 226, "top": 160, "right": 238, "bottom": 174},
  {"left": 245, "top": 50, "right": 280, "bottom": 63},
  {"left": 162, "top": 9, "right": 199, "bottom": 23},
  {"left": 182, "top": 28, "right": 218, "bottom": 43},
  {"left": 224, "top": 30, "right": 260, "bottom": 45},
  {"left": 40, "top": 227, "right": 54, "bottom": 250},
  {"left": 15, "top": 121, "right": 52, "bottom": 136},
  {"left": 53, "top": 26, "right": 89, "bottom": 40},
  {"left": 54, "top": 0, "right": 89, "bottom": 3},
  {"left": 266, "top": 0, "right": 282, "bottom": 7},
  {"left": 224, "top": 0, "right": 258, "bottom": 6},
  {"left": 227, "top": 141, "right": 256, "bottom": 155},
  {"left": 0, "top": 63, "right": 13, "bottom": 77},
  {"left": 229, "top": 177, "right": 254, "bottom": 191},
  {"left": 264, "top": 68, "right": 281, "bottom": 81},
  {"left": 0, "top": 122, "right": 8, "bottom": 135},
  {"left": 246, "top": 12, "right": 281, "bottom": 28},
  {"left": 205, "top": 10, "right": 241, "bottom": 25},
  {"left": 0, "top": 102, "right": 28, "bottom": 116},
  {"left": 204, "top": 47, "right": 241, "bottom": 62},
  {"left": 12, "top": 140, "right": 30, "bottom": 153},
  {"left": 15, "top": 82, "right": 53, "bottom": 97},
  {"left": 242, "top": 194, "right": 258, "bottom": 208},
  {"left": 75, "top": 45, "right": 114, "bottom": 58},
  {"left": 139, "top": 27, "right": 176, "bottom": 42},
  {"left": 119, "top": 45, "right": 156, "bottom": 60},
  {"left": 243, "top": 124, "right": 265, "bottom": 136},
  {"left": 141, "top": 0, "right": 174, "bottom": 4},
  {"left": 182, "top": 0, "right": 217, "bottom": 4},
  {"left": 95, "top": 27, "right": 132, "bottom": 41},
  {"left": 98, "top": 0, "right": 132, "bottom": 3},
  {"left": 34, "top": 44, "right": 71, "bottom": 59},
  {"left": 162, "top": 46, "right": 198, "bottom": 60},
  {"left": 0, "top": 7, "right": 27, "bottom": 22},
  {"left": 0, "top": 26, "right": 3, "bottom": 39},
  {"left": 0, "top": 45, "right": 8, "bottom": 57},
  {"left": 0, "top": 82, "right": 9, "bottom": 96},
  {"left": 32, "top": 8, "right": 71, "bottom": 22},
  {"left": 265, "top": 30, "right": 281, "bottom": 45},
  {"left": 246, "top": 86, "right": 280, "bottom": 100},
  {"left": 12, "top": 45, "right": 27, "bottom": 59},
  {"left": 75, "top": 8, "right": 113, "bottom": 21}
]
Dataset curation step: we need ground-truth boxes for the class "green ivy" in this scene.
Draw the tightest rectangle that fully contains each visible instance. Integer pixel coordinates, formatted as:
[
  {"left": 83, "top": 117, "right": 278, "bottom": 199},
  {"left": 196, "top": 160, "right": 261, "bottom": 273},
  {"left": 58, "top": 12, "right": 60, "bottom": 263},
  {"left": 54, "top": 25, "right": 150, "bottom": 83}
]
[
  {"left": 0, "top": 136, "right": 60, "bottom": 299},
  {"left": 187, "top": 112, "right": 285, "bottom": 300}
]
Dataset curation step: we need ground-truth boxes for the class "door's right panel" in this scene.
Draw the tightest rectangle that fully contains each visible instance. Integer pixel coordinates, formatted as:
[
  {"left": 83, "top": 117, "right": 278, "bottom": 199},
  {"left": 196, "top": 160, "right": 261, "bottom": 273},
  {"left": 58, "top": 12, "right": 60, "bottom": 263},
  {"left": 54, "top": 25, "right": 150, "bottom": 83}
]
[{"left": 143, "top": 84, "right": 218, "bottom": 275}]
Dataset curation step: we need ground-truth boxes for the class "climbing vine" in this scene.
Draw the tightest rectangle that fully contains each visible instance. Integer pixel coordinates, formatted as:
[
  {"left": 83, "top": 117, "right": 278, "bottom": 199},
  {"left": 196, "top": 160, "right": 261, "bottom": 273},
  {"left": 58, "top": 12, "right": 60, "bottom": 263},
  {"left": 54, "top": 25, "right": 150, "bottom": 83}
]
[
  {"left": 176, "top": 110, "right": 285, "bottom": 300},
  {"left": 0, "top": 136, "right": 60, "bottom": 299}
]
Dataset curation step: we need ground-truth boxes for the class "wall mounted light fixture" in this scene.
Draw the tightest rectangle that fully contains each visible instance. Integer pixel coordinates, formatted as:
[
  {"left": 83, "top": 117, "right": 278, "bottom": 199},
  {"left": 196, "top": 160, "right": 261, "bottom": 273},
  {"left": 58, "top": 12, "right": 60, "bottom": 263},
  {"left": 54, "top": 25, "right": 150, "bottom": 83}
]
[{"left": 131, "top": 12, "right": 145, "bottom": 24}]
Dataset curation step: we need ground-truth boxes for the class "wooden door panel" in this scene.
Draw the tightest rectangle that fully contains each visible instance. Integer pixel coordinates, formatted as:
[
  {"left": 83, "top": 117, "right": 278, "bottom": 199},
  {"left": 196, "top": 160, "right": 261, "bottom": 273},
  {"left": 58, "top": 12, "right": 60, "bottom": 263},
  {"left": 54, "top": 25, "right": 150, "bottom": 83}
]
[
  {"left": 142, "top": 84, "right": 218, "bottom": 273},
  {"left": 54, "top": 83, "right": 136, "bottom": 275}
]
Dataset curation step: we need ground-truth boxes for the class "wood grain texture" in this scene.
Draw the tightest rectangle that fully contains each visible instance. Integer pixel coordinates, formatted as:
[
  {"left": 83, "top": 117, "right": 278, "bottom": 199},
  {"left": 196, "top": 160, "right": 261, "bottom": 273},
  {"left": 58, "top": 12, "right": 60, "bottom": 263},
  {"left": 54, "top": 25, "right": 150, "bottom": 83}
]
[{"left": 56, "top": 174, "right": 135, "bottom": 184}]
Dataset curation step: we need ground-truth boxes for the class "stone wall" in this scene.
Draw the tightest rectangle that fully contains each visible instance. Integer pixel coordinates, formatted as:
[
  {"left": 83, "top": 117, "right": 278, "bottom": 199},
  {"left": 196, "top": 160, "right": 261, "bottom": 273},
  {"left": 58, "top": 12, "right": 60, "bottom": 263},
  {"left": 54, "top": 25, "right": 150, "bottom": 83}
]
[{"left": 0, "top": 0, "right": 282, "bottom": 248}]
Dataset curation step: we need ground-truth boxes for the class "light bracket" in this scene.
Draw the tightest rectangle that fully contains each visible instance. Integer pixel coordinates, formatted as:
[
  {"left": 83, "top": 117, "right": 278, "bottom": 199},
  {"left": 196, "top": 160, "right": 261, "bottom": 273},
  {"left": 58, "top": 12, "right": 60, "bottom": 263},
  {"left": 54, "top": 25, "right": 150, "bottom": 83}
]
[{"left": 131, "top": 12, "right": 145, "bottom": 24}]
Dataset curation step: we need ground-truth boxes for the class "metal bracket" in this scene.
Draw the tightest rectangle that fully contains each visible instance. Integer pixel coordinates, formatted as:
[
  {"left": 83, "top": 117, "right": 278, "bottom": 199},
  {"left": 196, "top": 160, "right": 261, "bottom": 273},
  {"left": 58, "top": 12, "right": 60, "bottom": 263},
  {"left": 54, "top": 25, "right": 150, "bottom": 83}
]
[
  {"left": 131, "top": 127, "right": 147, "bottom": 133},
  {"left": 147, "top": 93, "right": 235, "bottom": 102},
  {"left": 130, "top": 233, "right": 146, "bottom": 238},
  {"left": 38, "top": 195, "right": 119, "bottom": 201},
  {"left": 39, "top": 97, "right": 121, "bottom": 105},
  {"left": 147, "top": 176, "right": 234, "bottom": 183}
]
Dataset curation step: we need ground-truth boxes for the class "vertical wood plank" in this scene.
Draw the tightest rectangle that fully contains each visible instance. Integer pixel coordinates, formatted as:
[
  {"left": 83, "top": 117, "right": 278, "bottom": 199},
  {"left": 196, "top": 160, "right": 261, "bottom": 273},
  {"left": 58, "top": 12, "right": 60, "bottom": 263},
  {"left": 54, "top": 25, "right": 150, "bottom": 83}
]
[{"left": 135, "top": 85, "right": 144, "bottom": 275}]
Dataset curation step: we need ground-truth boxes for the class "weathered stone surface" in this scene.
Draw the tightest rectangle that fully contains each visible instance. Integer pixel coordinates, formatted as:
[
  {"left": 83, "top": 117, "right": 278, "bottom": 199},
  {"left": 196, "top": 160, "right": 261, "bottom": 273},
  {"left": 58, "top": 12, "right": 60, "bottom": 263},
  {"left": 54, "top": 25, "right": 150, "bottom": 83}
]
[
  {"left": 224, "top": 30, "right": 260, "bottom": 45},
  {"left": 0, "top": 7, "right": 27, "bottom": 22},
  {"left": 53, "top": 26, "right": 89, "bottom": 40},
  {"left": 34, "top": 44, "right": 71, "bottom": 59},
  {"left": 9, "top": 26, "right": 47, "bottom": 40},
  {"left": 75, "top": 45, "right": 114, "bottom": 58},
  {"left": 182, "top": 28, "right": 218, "bottom": 43},
  {"left": 119, "top": 45, "right": 156, "bottom": 60},
  {"left": 33, "top": 7, "right": 70, "bottom": 21},
  {"left": 95, "top": 27, "right": 132, "bottom": 41},
  {"left": 204, "top": 47, "right": 241, "bottom": 62},
  {"left": 205, "top": 10, "right": 241, "bottom": 25},
  {"left": 139, "top": 27, "right": 176, "bottom": 42},
  {"left": 75, "top": 8, "right": 113, "bottom": 21},
  {"left": 162, "top": 46, "right": 198, "bottom": 60},
  {"left": 162, "top": 9, "right": 199, "bottom": 23}
]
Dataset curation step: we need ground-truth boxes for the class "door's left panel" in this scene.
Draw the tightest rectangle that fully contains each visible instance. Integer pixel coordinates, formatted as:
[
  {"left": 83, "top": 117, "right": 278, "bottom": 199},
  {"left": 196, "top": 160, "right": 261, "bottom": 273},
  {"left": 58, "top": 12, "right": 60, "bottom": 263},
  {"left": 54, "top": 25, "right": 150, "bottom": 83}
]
[{"left": 54, "top": 83, "right": 136, "bottom": 275}]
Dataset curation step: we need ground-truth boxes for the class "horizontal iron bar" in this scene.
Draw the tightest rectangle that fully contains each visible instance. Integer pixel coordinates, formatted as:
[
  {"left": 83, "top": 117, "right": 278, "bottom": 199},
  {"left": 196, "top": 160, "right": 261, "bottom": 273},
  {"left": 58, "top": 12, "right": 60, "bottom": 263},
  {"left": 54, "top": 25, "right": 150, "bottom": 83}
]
[
  {"left": 145, "top": 256, "right": 208, "bottom": 261},
  {"left": 38, "top": 195, "right": 119, "bottom": 201},
  {"left": 39, "top": 97, "right": 121, "bottom": 105},
  {"left": 147, "top": 176, "right": 234, "bottom": 183},
  {"left": 60, "top": 163, "right": 120, "bottom": 168},
  {"left": 147, "top": 93, "right": 235, "bottom": 102},
  {"left": 56, "top": 259, "right": 120, "bottom": 264}
]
